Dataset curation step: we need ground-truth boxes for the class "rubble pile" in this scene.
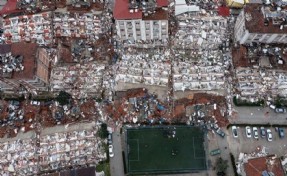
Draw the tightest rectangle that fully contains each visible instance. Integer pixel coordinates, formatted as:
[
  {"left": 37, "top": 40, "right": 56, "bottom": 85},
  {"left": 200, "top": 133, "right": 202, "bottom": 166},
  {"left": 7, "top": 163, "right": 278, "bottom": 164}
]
[
  {"left": 16, "top": 0, "right": 65, "bottom": 12},
  {"left": 174, "top": 12, "right": 228, "bottom": 51},
  {"left": 173, "top": 60, "right": 225, "bottom": 91},
  {"left": 0, "top": 53, "right": 24, "bottom": 74},
  {"left": 236, "top": 67, "right": 287, "bottom": 97},
  {"left": 0, "top": 100, "right": 40, "bottom": 138},
  {"left": 53, "top": 12, "right": 102, "bottom": 42},
  {"left": 106, "top": 88, "right": 229, "bottom": 126},
  {"left": 2, "top": 12, "right": 53, "bottom": 45},
  {"left": 50, "top": 63, "right": 105, "bottom": 98},
  {"left": 0, "top": 128, "right": 106, "bottom": 175},
  {"left": 38, "top": 130, "right": 105, "bottom": 172},
  {"left": 0, "top": 138, "right": 36, "bottom": 175},
  {"left": 114, "top": 53, "right": 170, "bottom": 87}
]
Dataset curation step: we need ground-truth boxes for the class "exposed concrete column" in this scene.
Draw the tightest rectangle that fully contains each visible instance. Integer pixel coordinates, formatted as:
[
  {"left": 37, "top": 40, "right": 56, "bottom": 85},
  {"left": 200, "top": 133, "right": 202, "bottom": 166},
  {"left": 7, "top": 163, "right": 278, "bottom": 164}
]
[{"left": 140, "top": 20, "right": 146, "bottom": 41}]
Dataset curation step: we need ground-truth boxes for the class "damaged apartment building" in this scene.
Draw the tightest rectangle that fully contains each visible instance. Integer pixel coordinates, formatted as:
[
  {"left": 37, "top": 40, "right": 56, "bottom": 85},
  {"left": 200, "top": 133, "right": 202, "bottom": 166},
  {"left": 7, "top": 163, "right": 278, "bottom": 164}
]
[
  {"left": 2, "top": 12, "right": 53, "bottom": 45},
  {"left": 172, "top": 0, "right": 231, "bottom": 92},
  {"left": 0, "top": 43, "right": 51, "bottom": 96},
  {"left": 234, "top": 2, "right": 287, "bottom": 99},
  {"left": 113, "top": 0, "right": 231, "bottom": 93},
  {"left": 113, "top": 0, "right": 169, "bottom": 46},
  {"left": 1, "top": 11, "right": 102, "bottom": 46},
  {"left": 234, "top": 3, "right": 287, "bottom": 44}
]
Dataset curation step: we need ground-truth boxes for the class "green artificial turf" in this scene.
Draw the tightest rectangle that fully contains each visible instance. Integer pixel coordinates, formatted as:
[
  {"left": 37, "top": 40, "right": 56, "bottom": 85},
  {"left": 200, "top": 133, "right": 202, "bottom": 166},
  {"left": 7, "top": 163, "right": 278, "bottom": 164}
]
[{"left": 126, "top": 126, "right": 206, "bottom": 174}]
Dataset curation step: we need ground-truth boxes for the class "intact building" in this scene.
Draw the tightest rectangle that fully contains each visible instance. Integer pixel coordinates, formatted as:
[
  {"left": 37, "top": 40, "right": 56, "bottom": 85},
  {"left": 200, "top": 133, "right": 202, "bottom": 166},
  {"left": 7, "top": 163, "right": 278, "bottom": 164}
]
[
  {"left": 113, "top": 0, "right": 169, "bottom": 45},
  {"left": 234, "top": 4, "right": 287, "bottom": 44}
]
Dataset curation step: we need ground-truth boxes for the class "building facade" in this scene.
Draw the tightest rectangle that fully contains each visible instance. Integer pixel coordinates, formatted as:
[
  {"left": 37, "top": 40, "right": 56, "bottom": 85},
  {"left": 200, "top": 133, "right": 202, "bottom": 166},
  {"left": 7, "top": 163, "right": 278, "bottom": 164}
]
[{"left": 113, "top": 0, "right": 169, "bottom": 44}]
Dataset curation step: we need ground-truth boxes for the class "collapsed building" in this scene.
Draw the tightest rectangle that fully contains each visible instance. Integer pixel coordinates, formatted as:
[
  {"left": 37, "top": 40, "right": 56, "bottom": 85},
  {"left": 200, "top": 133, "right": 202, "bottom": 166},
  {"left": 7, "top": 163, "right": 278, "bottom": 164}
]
[
  {"left": 234, "top": 3, "right": 287, "bottom": 44},
  {"left": 113, "top": 0, "right": 169, "bottom": 46},
  {"left": 0, "top": 127, "right": 106, "bottom": 175},
  {"left": 235, "top": 66, "right": 287, "bottom": 97},
  {"left": 50, "top": 63, "right": 105, "bottom": 98},
  {"left": 114, "top": 52, "right": 170, "bottom": 87},
  {"left": 0, "top": 43, "right": 50, "bottom": 95},
  {"left": 53, "top": 11, "right": 102, "bottom": 43},
  {"left": 2, "top": 12, "right": 53, "bottom": 45}
]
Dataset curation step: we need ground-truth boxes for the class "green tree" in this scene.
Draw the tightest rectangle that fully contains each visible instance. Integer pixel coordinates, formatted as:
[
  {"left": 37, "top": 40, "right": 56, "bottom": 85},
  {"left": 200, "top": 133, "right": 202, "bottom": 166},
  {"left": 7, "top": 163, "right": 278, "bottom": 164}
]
[
  {"left": 216, "top": 157, "right": 228, "bottom": 175},
  {"left": 56, "top": 91, "right": 72, "bottom": 106},
  {"left": 97, "top": 123, "right": 108, "bottom": 139}
]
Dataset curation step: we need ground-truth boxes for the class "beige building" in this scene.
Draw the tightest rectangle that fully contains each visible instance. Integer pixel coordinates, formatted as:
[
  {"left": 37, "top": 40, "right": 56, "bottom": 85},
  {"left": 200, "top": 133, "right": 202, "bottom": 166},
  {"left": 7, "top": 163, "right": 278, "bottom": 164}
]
[{"left": 234, "top": 4, "right": 287, "bottom": 44}]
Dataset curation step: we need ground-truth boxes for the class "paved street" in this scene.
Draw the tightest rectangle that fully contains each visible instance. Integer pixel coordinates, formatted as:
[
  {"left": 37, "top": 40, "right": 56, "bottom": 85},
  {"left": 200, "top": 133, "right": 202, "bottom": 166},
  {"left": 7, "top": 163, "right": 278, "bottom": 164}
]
[
  {"left": 206, "top": 130, "right": 234, "bottom": 176},
  {"left": 227, "top": 126, "right": 287, "bottom": 158},
  {"left": 110, "top": 130, "right": 125, "bottom": 176},
  {"left": 231, "top": 106, "right": 287, "bottom": 125}
]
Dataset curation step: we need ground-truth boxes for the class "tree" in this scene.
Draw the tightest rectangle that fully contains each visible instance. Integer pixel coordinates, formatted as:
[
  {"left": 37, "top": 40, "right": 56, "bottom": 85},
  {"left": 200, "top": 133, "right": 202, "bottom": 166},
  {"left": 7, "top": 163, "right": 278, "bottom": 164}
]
[
  {"left": 97, "top": 123, "right": 108, "bottom": 139},
  {"left": 56, "top": 91, "right": 72, "bottom": 106},
  {"left": 215, "top": 157, "right": 228, "bottom": 175}
]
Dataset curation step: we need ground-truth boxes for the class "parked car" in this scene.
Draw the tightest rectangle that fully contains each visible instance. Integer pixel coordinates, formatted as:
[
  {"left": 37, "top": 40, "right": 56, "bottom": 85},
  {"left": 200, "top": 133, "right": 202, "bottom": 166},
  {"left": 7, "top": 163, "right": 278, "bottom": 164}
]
[
  {"left": 216, "top": 128, "right": 225, "bottom": 138},
  {"left": 30, "top": 101, "right": 40, "bottom": 106},
  {"left": 108, "top": 133, "right": 112, "bottom": 144},
  {"left": 266, "top": 129, "right": 272, "bottom": 141},
  {"left": 275, "top": 108, "right": 286, "bottom": 113},
  {"left": 108, "top": 145, "right": 114, "bottom": 158},
  {"left": 231, "top": 126, "right": 238, "bottom": 138},
  {"left": 246, "top": 126, "right": 252, "bottom": 138},
  {"left": 260, "top": 127, "right": 266, "bottom": 138},
  {"left": 253, "top": 127, "right": 259, "bottom": 139},
  {"left": 278, "top": 128, "right": 284, "bottom": 138},
  {"left": 210, "top": 148, "right": 221, "bottom": 156}
]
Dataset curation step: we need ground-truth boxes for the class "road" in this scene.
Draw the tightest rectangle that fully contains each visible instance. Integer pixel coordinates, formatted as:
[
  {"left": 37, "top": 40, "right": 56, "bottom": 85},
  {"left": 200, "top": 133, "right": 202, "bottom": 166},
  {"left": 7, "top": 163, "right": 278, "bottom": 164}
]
[{"left": 110, "top": 130, "right": 125, "bottom": 176}]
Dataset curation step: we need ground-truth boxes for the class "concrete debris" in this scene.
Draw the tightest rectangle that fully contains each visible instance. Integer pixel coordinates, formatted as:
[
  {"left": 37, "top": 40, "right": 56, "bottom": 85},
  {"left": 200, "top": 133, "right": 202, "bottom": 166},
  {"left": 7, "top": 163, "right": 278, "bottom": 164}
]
[
  {"left": 54, "top": 12, "right": 102, "bottom": 43},
  {"left": 2, "top": 12, "right": 53, "bottom": 45},
  {"left": 50, "top": 63, "right": 105, "bottom": 98},
  {"left": 0, "top": 127, "right": 106, "bottom": 175},
  {"left": 0, "top": 53, "right": 24, "bottom": 76},
  {"left": 114, "top": 52, "right": 170, "bottom": 87}
]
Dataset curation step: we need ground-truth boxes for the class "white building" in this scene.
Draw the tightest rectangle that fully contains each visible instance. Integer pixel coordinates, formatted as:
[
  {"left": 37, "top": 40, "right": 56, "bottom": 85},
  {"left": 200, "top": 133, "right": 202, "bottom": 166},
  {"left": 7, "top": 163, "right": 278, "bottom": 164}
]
[
  {"left": 234, "top": 4, "right": 287, "bottom": 44},
  {"left": 113, "top": 0, "right": 169, "bottom": 44}
]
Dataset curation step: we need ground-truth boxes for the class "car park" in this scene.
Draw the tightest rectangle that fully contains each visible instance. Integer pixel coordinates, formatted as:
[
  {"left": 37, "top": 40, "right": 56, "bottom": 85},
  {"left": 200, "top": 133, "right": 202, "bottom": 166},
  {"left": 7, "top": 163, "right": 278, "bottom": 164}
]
[
  {"left": 260, "top": 127, "right": 266, "bottom": 138},
  {"left": 253, "top": 127, "right": 259, "bottom": 139},
  {"left": 246, "top": 126, "right": 252, "bottom": 138},
  {"left": 274, "top": 108, "right": 286, "bottom": 113},
  {"left": 109, "top": 145, "right": 114, "bottom": 158},
  {"left": 231, "top": 126, "right": 238, "bottom": 138},
  {"left": 266, "top": 129, "right": 272, "bottom": 141},
  {"left": 278, "top": 128, "right": 284, "bottom": 138}
]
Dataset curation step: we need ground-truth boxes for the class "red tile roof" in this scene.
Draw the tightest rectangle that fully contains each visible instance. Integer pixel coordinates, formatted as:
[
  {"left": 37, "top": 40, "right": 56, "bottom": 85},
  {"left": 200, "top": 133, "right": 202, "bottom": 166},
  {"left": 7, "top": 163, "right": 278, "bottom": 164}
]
[
  {"left": 113, "top": 0, "right": 142, "bottom": 20},
  {"left": 218, "top": 6, "right": 230, "bottom": 17},
  {"left": 0, "top": 0, "right": 21, "bottom": 15},
  {"left": 244, "top": 156, "right": 285, "bottom": 176},
  {"left": 157, "top": 0, "right": 169, "bottom": 7}
]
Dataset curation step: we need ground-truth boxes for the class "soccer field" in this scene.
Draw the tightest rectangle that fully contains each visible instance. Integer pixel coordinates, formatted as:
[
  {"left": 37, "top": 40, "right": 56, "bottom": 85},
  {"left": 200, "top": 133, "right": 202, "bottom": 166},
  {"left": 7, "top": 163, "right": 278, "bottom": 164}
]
[{"left": 126, "top": 126, "right": 207, "bottom": 174}]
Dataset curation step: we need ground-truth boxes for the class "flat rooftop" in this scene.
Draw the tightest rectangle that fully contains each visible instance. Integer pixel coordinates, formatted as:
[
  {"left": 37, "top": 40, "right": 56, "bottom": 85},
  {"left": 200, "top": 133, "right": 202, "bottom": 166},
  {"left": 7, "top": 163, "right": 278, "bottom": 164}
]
[
  {"left": 11, "top": 42, "right": 38, "bottom": 79},
  {"left": 245, "top": 4, "right": 287, "bottom": 34},
  {"left": 113, "top": 0, "right": 168, "bottom": 20}
]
